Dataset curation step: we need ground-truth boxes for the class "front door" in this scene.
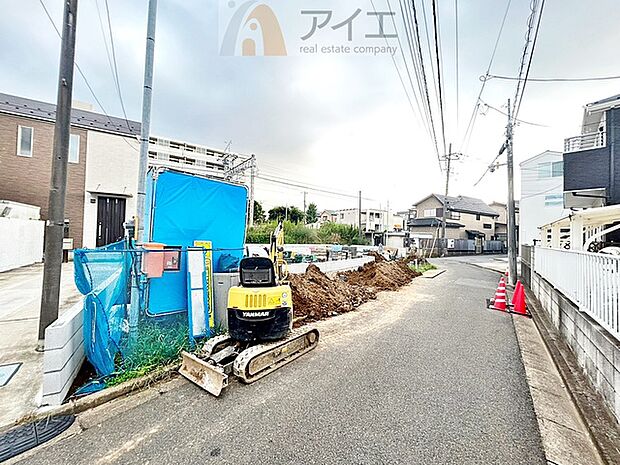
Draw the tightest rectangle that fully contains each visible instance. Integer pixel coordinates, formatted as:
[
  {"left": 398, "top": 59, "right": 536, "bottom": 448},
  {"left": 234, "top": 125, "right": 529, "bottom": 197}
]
[{"left": 96, "top": 196, "right": 126, "bottom": 247}]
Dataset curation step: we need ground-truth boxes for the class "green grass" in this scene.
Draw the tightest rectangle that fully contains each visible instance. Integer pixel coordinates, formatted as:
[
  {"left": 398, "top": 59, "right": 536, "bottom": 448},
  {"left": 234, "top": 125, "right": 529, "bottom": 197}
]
[
  {"left": 409, "top": 262, "right": 437, "bottom": 274},
  {"left": 105, "top": 320, "right": 197, "bottom": 387}
]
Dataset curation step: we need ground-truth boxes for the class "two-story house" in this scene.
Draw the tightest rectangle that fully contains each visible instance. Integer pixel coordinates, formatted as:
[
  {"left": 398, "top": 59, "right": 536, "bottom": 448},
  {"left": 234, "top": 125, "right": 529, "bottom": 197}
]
[
  {"left": 519, "top": 150, "right": 569, "bottom": 245},
  {"left": 489, "top": 201, "right": 520, "bottom": 244},
  {"left": 0, "top": 93, "right": 140, "bottom": 249},
  {"left": 407, "top": 194, "right": 499, "bottom": 241},
  {"left": 563, "top": 94, "right": 620, "bottom": 208},
  {"left": 0, "top": 92, "right": 254, "bottom": 250}
]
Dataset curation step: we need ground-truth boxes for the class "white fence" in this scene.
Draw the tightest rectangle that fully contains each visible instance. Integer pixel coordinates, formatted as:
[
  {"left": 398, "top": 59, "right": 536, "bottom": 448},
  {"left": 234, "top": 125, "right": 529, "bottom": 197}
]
[{"left": 534, "top": 247, "right": 620, "bottom": 341}]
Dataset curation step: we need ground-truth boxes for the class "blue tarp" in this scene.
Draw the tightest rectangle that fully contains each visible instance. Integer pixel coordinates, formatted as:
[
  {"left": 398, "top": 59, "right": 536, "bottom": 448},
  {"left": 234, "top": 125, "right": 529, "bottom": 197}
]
[{"left": 144, "top": 169, "right": 247, "bottom": 315}]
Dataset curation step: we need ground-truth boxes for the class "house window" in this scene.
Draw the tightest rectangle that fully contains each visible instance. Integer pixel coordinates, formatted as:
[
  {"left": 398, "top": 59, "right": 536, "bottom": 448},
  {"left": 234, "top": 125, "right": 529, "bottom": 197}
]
[
  {"left": 450, "top": 211, "right": 460, "bottom": 220},
  {"left": 544, "top": 194, "right": 563, "bottom": 206},
  {"left": 69, "top": 134, "right": 80, "bottom": 163},
  {"left": 340, "top": 213, "right": 344, "bottom": 219},
  {"left": 476, "top": 214, "right": 481, "bottom": 221},
  {"left": 483, "top": 223, "right": 492, "bottom": 229},
  {"left": 538, "top": 161, "right": 562, "bottom": 178},
  {"left": 17, "top": 126, "right": 33, "bottom": 157},
  {"left": 424, "top": 209, "right": 436, "bottom": 217}
]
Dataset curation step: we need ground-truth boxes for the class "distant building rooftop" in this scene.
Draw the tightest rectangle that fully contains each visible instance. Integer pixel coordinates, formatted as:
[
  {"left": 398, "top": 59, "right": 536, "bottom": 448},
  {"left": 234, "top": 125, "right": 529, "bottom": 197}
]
[{"left": 414, "top": 194, "right": 499, "bottom": 217}]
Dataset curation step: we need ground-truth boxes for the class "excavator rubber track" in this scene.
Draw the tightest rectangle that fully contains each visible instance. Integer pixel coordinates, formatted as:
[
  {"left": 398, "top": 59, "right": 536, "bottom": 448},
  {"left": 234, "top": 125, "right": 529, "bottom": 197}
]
[{"left": 233, "top": 327, "right": 320, "bottom": 384}]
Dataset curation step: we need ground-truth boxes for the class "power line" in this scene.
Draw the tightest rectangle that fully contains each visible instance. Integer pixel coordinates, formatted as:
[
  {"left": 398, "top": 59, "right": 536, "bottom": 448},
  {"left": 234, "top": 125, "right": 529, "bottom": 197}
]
[
  {"left": 398, "top": 0, "right": 438, "bottom": 154},
  {"left": 103, "top": 0, "right": 131, "bottom": 131},
  {"left": 407, "top": 0, "right": 442, "bottom": 170},
  {"left": 460, "top": 0, "right": 512, "bottom": 151},
  {"left": 473, "top": 0, "right": 546, "bottom": 187},
  {"left": 485, "top": 73, "right": 620, "bottom": 83},
  {"left": 431, "top": 0, "right": 447, "bottom": 156},
  {"left": 454, "top": 0, "right": 459, "bottom": 129},
  {"left": 512, "top": 0, "right": 546, "bottom": 120},
  {"left": 38, "top": 0, "right": 139, "bottom": 152},
  {"left": 255, "top": 175, "right": 376, "bottom": 202},
  {"left": 480, "top": 99, "right": 549, "bottom": 127},
  {"left": 368, "top": 0, "right": 427, "bottom": 136}
]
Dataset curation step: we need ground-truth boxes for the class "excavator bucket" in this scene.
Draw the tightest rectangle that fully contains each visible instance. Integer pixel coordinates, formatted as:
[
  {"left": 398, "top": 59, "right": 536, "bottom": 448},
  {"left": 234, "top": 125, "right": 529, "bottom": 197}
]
[{"left": 179, "top": 351, "right": 229, "bottom": 397}]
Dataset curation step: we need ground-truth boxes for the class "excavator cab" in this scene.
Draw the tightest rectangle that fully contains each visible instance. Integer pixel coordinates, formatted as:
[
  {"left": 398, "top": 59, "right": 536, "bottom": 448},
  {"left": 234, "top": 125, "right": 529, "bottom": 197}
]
[{"left": 227, "top": 256, "right": 293, "bottom": 342}]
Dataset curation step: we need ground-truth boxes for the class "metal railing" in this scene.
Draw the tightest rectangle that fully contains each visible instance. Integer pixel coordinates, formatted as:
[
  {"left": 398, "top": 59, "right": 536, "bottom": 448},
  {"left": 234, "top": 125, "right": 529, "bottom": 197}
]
[
  {"left": 563, "top": 131, "right": 606, "bottom": 152},
  {"left": 534, "top": 247, "right": 620, "bottom": 341}
]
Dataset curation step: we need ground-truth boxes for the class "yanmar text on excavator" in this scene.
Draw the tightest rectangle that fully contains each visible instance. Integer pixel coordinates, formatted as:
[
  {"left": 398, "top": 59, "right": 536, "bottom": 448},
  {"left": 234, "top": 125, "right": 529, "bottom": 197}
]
[{"left": 179, "top": 222, "right": 319, "bottom": 396}]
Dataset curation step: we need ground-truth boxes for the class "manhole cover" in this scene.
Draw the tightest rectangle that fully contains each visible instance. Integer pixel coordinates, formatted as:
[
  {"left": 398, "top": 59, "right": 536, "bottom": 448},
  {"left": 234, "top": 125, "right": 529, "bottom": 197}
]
[
  {"left": 0, "top": 415, "right": 75, "bottom": 462},
  {"left": 0, "top": 363, "right": 21, "bottom": 387}
]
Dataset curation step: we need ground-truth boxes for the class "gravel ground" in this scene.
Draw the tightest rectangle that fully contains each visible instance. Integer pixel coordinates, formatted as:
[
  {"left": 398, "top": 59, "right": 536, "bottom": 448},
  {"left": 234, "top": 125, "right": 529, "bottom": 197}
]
[{"left": 19, "top": 259, "right": 545, "bottom": 465}]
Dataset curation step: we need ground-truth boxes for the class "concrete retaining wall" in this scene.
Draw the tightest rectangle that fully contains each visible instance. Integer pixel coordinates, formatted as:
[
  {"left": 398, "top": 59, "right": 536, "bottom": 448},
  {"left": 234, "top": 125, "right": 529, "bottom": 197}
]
[
  {"left": 530, "top": 271, "right": 620, "bottom": 422},
  {"left": 0, "top": 217, "right": 44, "bottom": 272},
  {"left": 287, "top": 256, "right": 374, "bottom": 274},
  {"left": 42, "top": 302, "right": 85, "bottom": 406}
]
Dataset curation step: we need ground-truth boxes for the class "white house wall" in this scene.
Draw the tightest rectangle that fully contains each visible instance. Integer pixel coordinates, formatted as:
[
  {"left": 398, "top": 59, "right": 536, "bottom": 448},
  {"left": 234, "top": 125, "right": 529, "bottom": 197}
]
[
  {"left": 82, "top": 131, "right": 139, "bottom": 249},
  {"left": 520, "top": 151, "right": 569, "bottom": 245}
]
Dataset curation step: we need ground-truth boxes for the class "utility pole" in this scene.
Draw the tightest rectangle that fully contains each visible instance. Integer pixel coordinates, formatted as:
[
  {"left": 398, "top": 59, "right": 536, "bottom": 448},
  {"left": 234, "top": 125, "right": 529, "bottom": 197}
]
[
  {"left": 248, "top": 154, "right": 255, "bottom": 227},
  {"left": 506, "top": 99, "right": 518, "bottom": 285},
  {"left": 440, "top": 143, "right": 460, "bottom": 241},
  {"left": 38, "top": 0, "right": 78, "bottom": 349},
  {"left": 136, "top": 0, "right": 158, "bottom": 241},
  {"left": 358, "top": 190, "right": 362, "bottom": 240},
  {"left": 303, "top": 191, "right": 307, "bottom": 224}
]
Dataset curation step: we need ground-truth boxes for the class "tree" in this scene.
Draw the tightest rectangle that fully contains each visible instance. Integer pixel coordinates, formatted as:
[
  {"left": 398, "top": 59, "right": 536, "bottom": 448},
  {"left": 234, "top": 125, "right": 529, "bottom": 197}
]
[
  {"left": 268, "top": 206, "right": 305, "bottom": 224},
  {"left": 253, "top": 200, "right": 266, "bottom": 223},
  {"left": 305, "top": 203, "right": 318, "bottom": 224}
]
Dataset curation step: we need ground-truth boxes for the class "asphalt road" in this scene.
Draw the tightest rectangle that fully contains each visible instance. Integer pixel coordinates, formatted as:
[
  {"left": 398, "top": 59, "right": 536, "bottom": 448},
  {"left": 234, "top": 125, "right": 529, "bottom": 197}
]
[{"left": 21, "top": 260, "right": 545, "bottom": 465}]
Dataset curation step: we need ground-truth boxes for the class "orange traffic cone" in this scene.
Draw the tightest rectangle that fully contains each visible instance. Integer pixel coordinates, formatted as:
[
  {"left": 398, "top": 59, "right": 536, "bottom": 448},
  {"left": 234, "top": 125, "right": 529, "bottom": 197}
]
[
  {"left": 488, "top": 277, "right": 508, "bottom": 312},
  {"left": 510, "top": 281, "right": 522, "bottom": 307},
  {"left": 510, "top": 280, "right": 530, "bottom": 317}
]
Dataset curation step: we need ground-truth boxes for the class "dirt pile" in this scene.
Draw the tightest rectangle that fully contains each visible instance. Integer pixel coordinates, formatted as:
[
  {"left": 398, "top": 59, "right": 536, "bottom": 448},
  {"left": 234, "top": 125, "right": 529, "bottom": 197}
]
[
  {"left": 337, "top": 256, "right": 421, "bottom": 291},
  {"left": 289, "top": 256, "right": 422, "bottom": 324},
  {"left": 289, "top": 264, "right": 376, "bottom": 323}
]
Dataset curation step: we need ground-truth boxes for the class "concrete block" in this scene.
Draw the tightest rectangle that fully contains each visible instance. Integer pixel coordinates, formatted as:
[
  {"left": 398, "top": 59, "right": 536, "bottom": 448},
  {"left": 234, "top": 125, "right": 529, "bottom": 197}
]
[
  {"left": 576, "top": 345, "right": 586, "bottom": 367},
  {"left": 614, "top": 370, "right": 620, "bottom": 421},
  {"left": 597, "top": 376, "right": 615, "bottom": 412},
  {"left": 42, "top": 341, "right": 84, "bottom": 396},
  {"left": 44, "top": 301, "right": 83, "bottom": 350},
  {"left": 43, "top": 324, "right": 83, "bottom": 372},
  {"left": 585, "top": 354, "right": 597, "bottom": 381},
  {"left": 576, "top": 328, "right": 585, "bottom": 349},
  {"left": 597, "top": 349, "right": 615, "bottom": 385},
  {"left": 592, "top": 328, "right": 616, "bottom": 364},
  {"left": 614, "top": 345, "right": 620, "bottom": 373}
]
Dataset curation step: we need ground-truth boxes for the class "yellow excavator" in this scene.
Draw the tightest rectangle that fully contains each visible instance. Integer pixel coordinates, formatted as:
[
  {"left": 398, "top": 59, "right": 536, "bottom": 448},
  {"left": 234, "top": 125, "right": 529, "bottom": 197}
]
[{"left": 180, "top": 222, "right": 319, "bottom": 396}]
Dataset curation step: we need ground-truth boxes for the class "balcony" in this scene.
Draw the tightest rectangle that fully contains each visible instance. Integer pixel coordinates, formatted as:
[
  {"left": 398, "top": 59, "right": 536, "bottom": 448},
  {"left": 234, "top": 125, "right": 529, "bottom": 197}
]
[{"left": 564, "top": 130, "right": 606, "bottom": 153}]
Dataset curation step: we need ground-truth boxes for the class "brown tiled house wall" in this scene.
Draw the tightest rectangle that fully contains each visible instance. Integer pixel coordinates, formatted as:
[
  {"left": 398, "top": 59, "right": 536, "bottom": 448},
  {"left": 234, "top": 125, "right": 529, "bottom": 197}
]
[{"left": 0, "top": 114, "right": 87, "bottom": 248}]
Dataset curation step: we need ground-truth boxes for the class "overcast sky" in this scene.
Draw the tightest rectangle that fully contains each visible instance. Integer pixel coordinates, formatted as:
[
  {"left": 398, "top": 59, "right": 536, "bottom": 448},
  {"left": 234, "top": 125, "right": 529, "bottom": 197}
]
[{"left": 1, "top": 0, "right": 619, "bottom": 213}]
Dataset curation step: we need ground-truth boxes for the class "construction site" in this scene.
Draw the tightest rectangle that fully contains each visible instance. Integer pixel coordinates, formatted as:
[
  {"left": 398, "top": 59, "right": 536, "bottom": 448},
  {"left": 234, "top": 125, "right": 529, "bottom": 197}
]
[{"left": 3, "top": 1, "right": 620, "bottom": 464}]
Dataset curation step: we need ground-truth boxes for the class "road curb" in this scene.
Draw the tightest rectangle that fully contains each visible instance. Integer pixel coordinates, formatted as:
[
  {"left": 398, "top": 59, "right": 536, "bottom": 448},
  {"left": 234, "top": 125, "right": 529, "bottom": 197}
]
[
  {"left": 523, "top": 285, "right": 620, "bottom": 465},
  {"left": 0, "top": 363, "right": 180, "bottom": 435}
]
